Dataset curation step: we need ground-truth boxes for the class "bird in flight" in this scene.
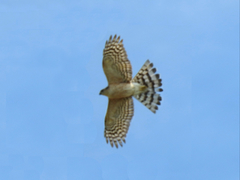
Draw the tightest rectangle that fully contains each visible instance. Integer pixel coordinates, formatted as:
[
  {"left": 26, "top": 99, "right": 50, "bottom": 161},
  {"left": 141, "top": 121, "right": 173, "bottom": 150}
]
[{"left": 100, "top": 35, "right": 163, "bottom": 148}]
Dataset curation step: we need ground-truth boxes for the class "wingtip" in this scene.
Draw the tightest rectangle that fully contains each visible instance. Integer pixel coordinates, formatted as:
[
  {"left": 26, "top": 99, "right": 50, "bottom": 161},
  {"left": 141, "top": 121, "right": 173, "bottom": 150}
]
[
  {"left": 117, "top": 36, "right": 120, "bottom": 42},
  {"left": 110, "top": 142, "right": 114, "bottom": 147}
]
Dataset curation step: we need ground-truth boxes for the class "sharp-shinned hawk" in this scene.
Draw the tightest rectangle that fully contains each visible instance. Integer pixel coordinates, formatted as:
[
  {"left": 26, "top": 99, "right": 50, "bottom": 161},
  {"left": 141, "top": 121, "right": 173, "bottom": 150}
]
[{"left": 100, "top": 35, "right": 163, "bottom": 148}]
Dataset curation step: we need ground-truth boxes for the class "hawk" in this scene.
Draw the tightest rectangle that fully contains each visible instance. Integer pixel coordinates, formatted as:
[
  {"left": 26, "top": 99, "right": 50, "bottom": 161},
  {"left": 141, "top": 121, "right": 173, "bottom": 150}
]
[{"left": 100, "top": 35, "right": 163, "bottom": 148}]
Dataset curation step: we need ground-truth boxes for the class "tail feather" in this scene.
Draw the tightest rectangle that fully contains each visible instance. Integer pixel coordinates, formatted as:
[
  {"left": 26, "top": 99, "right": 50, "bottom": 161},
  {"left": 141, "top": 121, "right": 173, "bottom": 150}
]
[{"left": 132, "top": 60, "right": 163, "bottom": 113}]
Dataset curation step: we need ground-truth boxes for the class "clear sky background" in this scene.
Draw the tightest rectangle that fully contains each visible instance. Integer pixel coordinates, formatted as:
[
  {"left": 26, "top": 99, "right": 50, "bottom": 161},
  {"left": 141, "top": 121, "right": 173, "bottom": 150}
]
[{"left": 0, "top": 0, "right": 239, "bottom": 180}]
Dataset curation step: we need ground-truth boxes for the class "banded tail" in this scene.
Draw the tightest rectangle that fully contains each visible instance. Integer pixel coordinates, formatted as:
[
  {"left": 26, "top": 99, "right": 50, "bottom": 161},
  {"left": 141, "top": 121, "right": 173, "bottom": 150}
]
[{"left": 132, "top": 60, "right": 163, "bottom": 113}]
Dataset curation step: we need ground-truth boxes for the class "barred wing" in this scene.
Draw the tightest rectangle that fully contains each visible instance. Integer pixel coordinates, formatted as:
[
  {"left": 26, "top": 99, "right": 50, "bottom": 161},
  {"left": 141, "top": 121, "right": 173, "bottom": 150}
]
[
  {"left": 103, "top": 35, "right": 132, "bottom": 84},
  {"left": 104, "top": 97, "right": 134, "bottom": 148}
]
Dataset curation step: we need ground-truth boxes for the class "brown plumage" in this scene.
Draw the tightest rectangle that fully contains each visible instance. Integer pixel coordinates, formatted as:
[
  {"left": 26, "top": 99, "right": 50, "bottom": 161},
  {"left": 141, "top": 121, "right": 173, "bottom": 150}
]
[{"left": 100, "top": 35, "right": 163, "bottom": 148}]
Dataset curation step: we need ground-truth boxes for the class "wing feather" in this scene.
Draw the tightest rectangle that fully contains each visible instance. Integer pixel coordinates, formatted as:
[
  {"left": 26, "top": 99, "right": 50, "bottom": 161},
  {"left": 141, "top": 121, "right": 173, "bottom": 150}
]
[
  {"left": 103, "top": 35, "right": 132, "bottom": 84},
  {"left": 104, "top": 97, "right": 134, "bottom": 148}
]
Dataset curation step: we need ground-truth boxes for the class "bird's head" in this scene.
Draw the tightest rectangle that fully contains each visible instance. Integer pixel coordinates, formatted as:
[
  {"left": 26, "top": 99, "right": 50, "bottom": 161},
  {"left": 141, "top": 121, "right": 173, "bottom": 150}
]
[{"left": 99, "top": 86, "right": 109, "bottom": 96}]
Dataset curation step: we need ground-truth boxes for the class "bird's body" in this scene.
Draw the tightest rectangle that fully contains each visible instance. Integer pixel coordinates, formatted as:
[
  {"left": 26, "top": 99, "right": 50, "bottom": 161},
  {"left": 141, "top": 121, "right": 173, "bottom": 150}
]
[
  {"left": 101, "top": 82, "right": 147, "bottom": 99},
  {"left": 100, "top": 35, "right": 163, "bottom": 148}
]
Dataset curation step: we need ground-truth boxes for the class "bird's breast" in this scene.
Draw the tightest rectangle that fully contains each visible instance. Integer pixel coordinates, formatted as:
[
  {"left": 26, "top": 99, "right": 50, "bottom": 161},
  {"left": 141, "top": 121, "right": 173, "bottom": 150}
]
[{"left": 107, "top": 83, "right": 134, "bottom": 99}]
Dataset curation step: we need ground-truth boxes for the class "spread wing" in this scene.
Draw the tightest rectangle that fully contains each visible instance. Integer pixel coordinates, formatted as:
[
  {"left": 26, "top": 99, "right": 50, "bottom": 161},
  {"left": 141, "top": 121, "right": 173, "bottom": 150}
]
[
  {"left": 104, "top": 97, "right": 134, "bottom": 148},
  {"left": 102, "top": 35, "right": 132, "bottom": 84}
]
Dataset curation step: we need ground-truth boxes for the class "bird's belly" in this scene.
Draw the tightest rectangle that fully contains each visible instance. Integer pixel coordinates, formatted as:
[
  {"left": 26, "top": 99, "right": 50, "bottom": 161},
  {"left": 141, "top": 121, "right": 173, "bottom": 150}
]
[{"left": 107, "top": 83, "right": 134, "bottom": 99}]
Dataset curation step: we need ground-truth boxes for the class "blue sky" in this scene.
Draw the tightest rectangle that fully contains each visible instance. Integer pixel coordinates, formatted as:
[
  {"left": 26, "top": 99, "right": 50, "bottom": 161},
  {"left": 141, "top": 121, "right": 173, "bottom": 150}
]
[{"left": 0, "top": 0, "right": 239, "bottom": 179}]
